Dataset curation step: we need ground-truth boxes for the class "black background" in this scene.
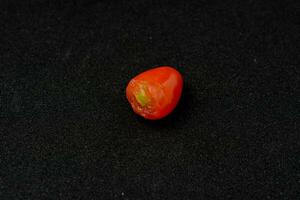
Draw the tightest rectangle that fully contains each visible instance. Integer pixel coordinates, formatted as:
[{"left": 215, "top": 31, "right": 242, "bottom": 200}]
[{"left": 1, "top": 0, "right": 300, "bottom": 199}]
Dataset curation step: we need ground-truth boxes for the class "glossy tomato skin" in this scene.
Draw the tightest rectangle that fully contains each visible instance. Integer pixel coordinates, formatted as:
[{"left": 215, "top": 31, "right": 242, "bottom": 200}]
[{"left": 126, "top": 66, "right": 183, "bottom": 120}]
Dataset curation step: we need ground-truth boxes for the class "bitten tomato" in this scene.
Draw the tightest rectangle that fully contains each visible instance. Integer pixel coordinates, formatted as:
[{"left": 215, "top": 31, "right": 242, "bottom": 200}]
[{"left": 126, "top": 66, "right": 183, "bottom": 120}]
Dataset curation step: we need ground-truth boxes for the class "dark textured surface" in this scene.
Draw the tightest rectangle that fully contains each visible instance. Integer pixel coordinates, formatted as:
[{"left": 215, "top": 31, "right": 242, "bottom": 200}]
[{"left": 1, "top": 0, "right": 300, "bottom": 199}]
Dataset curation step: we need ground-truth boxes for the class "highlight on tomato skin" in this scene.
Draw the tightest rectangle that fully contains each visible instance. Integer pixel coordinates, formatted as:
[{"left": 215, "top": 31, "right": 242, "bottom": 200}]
[{"left": 126, "top": 66, "right": 183, "bottom": 120}]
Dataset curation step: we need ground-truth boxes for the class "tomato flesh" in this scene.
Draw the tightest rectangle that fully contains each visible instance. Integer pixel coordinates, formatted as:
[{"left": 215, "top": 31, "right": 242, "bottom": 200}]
[{"left": 126, "top": 66, "right": 183, "bottom": 120}]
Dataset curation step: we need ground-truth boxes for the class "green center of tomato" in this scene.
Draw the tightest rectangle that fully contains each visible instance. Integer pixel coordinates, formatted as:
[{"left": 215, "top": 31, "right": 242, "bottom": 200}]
[{"left": 135, "top": 89, "right": 149, "bottom": 107}]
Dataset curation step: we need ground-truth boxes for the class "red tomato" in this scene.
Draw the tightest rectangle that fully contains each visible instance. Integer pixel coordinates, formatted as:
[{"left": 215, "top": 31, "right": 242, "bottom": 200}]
[{"left": 126, "top": 66, "right": 183, "bottom": 120}]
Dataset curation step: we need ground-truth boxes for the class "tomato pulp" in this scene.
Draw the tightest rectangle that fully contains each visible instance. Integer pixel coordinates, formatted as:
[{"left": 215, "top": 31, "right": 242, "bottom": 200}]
[{"left": 126, "top": 66, "right": 183, "bottom": 120}]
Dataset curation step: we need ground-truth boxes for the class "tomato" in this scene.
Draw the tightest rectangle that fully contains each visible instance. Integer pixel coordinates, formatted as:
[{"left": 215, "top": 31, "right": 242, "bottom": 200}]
[{"left": 126, "top": 66, "right": 183, "bottom": 120}]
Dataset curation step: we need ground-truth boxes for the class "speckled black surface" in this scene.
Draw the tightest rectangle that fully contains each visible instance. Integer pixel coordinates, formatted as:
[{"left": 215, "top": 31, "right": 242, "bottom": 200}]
[{"left": 1, "top": 0, "right": 300, "bottom": 199}]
